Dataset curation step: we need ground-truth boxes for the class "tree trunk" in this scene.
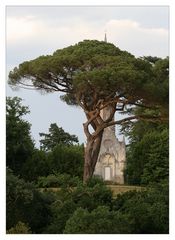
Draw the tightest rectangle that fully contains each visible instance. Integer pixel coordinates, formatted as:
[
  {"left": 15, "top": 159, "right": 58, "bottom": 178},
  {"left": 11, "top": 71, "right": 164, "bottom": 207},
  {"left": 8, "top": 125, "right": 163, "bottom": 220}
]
[
  {"left": 83, "top": 132, "right": 103, "bottom": 183},
  {"left": 82, "top": 103, "right": 115, "bottom": 183}
]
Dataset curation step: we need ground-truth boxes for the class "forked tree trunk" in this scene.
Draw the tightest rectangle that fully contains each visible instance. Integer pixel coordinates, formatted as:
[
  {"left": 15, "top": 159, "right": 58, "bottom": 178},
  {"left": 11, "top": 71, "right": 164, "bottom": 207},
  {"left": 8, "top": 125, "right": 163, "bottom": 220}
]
[
  {"left": 82, "top": 102, "right": 115, "bottom": 183},
  {"left": 83, "top": 131, "right": 103, "bottom": 183}
]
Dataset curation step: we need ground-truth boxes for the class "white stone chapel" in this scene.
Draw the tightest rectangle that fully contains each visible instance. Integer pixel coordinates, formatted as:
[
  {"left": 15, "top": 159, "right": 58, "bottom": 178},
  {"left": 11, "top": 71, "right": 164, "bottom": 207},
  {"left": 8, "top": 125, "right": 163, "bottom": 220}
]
[{"left": 93, "top": 106, "right": 126, "bottom": 184}]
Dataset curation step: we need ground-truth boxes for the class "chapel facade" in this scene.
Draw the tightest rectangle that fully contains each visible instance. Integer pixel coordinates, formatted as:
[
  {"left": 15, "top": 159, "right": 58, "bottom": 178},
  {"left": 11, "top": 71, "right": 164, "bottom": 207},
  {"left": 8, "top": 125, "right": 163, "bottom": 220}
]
[{"left": 93, "top": 106, "right": 126, "bottom": 184}]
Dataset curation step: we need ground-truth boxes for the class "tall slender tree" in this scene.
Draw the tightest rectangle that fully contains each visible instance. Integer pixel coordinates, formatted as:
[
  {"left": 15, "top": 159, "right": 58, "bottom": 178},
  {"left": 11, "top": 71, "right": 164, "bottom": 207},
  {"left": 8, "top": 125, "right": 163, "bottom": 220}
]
[
  {"left": 8, "top": 40, "right": 168, "bottom": 182},
  {"left": 39, "top": 123, "right": 78, "bottom": 151},
  {"left": 6, "top": 97, "right": 34, "bottom": 174}
]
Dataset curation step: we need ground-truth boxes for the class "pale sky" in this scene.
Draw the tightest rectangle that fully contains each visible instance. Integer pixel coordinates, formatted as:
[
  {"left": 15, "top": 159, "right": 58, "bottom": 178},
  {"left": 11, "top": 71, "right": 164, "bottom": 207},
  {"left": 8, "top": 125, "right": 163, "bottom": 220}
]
[{"left": 6, "top": 6, "right": 169, "bottom": 147}]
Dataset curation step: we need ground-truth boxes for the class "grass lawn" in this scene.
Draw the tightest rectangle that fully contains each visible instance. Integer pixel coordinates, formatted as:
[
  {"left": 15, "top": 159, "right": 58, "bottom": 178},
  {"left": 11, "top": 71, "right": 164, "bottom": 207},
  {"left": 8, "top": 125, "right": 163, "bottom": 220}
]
[
  {"left": 39, "top": 184, "right": 145, "bottom": 198},
  {"left": 106, "top": 185, "right": 144, "bottom": 198}
]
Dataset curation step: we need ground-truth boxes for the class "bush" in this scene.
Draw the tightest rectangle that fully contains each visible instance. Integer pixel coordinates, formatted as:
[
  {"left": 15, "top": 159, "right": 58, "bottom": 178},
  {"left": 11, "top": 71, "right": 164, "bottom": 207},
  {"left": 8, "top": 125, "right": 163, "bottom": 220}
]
[
  {"left": 71, "top": 183, "right": 112, "bottom": 211},
  {"left": 44, "top": 180, "right": 113, "bottom": 233},
  {"left": 23, "top": 190, "right": 54, "bottom": 233},
  {"left": 45, "top": 199, "right": 77, "bottom": 234},
  {"left": 7, "top": 221, "right": 31, "bottom": 234},
  {"left": 21, "top": 150, "right": 50, "bottom": 182},
  {"left": 37, "top": 173, "right": 81, "bottom": 188},
  {"left": 64, "top": 206, "right": 133, "bottom": 234},
  {"left": 86, "top": 175, "right": 104, "bottom": 187},
  {"left": 112, "top": 184, "right": 169, "bottom": 233},
  {"left": 48, "top": 144, "right": 84, "bottom": 178},
  {"left": 6, "top": 168, "right": 54, "bottom": 233},
  {"left": 11, "top": 181, "right": 167, "bottom": 234},
  {"left": 6, "top": 168, "right": 34, "bottom": 229}
]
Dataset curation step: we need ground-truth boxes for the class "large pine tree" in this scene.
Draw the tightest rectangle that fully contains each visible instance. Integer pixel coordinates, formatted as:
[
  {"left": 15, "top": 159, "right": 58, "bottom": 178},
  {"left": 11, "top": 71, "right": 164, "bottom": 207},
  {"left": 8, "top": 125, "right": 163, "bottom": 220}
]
[{"left": 8, "top": 40, "right": 168, "bottom": 182}]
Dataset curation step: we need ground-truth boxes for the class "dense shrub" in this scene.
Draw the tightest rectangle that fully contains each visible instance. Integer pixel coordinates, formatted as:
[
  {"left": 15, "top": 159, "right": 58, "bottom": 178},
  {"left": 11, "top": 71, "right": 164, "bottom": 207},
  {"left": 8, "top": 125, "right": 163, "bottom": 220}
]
[
  {"left": 63, "top": 183, "right": 168, "bottom": 234},
  {"left": 44, "top": 179, "right": 112, "bottom": 233},
  {"left": 37, "top": 173, "right": 81, "bottom": 188},
  {"left": 112, "top": 184, "right": 169, "bottom": 233},
  {"left": 22, "top": 150, "right": 50, "bottom": 182},
  {"left": 71, "top": 183, "right": 112, "bottom": 211},
  {"left": 64, "top": 206, "right": 134, "bottom": 234},
  {"left": 45, "top": 199, "right": 77, "bottom": 234},
  {"left": 6, "top": 169, "right": 54, "bottom": 233},
  {"left": 6, "top": 168, "right": 34, "bottom": 229},
  {"left": 7, "top": 168, "right": 169, "bottom": 234},
  {"left": 48, "top": 144, "right": 84, "bottom": 178},
  {"left": 86, "top": 175, "right": 104, "bottom": 187}
]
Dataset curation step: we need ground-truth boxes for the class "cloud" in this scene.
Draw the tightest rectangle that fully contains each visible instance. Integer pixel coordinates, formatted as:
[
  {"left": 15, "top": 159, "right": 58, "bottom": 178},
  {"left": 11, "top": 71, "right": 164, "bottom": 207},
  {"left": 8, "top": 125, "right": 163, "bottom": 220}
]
[
  {"left": 6, "top": 16, "right": 169, "bottom": 68},
  {"left": 7, "top": 16, "right": 44, "bottom": 43},
  {"left": 6, "top": 15, "right": 101, "bottom": 46},
  {"left": 104, "top": 19, "right": 169, "bottom": 57}
]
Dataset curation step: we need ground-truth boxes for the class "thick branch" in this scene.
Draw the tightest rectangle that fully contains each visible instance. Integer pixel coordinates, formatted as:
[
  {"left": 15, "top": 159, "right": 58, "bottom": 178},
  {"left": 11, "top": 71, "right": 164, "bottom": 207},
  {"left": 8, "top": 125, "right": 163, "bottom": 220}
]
[
  {"left": 92, "top": 114, "right": 168, "bottom": 139},
  {"left": 106, "top": 114, "right": 168, "bottom": 128},
  {"left": 83, "top": 110, "right": 100, "bottom": 139}
]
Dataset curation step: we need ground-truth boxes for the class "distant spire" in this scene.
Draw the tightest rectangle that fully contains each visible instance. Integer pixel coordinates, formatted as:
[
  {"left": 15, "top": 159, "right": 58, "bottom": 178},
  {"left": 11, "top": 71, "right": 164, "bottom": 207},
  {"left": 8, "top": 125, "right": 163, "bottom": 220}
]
[{"left": 104, "top": 32, "right": 107, "bottom": 42}]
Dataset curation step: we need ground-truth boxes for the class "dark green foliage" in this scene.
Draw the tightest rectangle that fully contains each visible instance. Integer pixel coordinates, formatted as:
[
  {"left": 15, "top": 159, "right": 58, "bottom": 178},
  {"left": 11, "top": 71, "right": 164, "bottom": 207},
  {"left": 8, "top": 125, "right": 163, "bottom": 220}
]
[
  {"left": 6, "top": 97, "right": 34, "bottom": 175},
  {"left": 37, "top": 173, "right": 81, "bottom": 188},
  {"left": 6, "top": 169, "right": 54, "bottom": 233},
  {"left": 21, "top": 149, "right": 50, "bottom": 182},
  {"left": 123, "top": 108, "right": 169, "bottom": 186},
  {"left": 125, "top": 126, "right": 168, "bottom": 185},
  {"left": 48, "top": 144, "right": 84, "bottom": 178},
  {"left": 22, "top": 144, "right": 84, "bottom": 182},
  {"left": 64, "top": 206, "right": 133, "bottom": 234},
  {"left": 140, "top": 129, "right": 168, "bottom": 185},
  {"left": 71, "top": 183, "right": 112, "bottom": 211},
  {"left": 7, "top": 168, "right": 168, "bottom": 234},
  {"left": 6, "top": 168, "right": 34, "bottom": 229},
  {"left": 112, "top": 184, "right": 169, "bottom": 233},
  {"left": 86, "top": 175, "right": 104, "bottom": 187},
  {"left": 145, "top": 57, "right": 169, "bottom": 111},
  {"left": 39, "top": 123, "right": 79, "bottom": 151},
  {"left": 45, "top": 180, "right": 113, "bottom": 233},
  {"left": 23, "top": 190, "right": 54, "bottom": 233},
  {"left": 45, "top": 198, "right": 77, "bottom": 234}
]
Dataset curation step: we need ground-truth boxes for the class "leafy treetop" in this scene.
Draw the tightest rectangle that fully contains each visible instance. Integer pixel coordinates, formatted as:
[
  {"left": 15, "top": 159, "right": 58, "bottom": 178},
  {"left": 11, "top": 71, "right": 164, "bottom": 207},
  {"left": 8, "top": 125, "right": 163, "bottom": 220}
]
[
  {"left": 9, "top": 40, "right": 168, "bottom": 110},
  {"left": 39, "top": 123, "right": 79, "bottom": 151}
]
